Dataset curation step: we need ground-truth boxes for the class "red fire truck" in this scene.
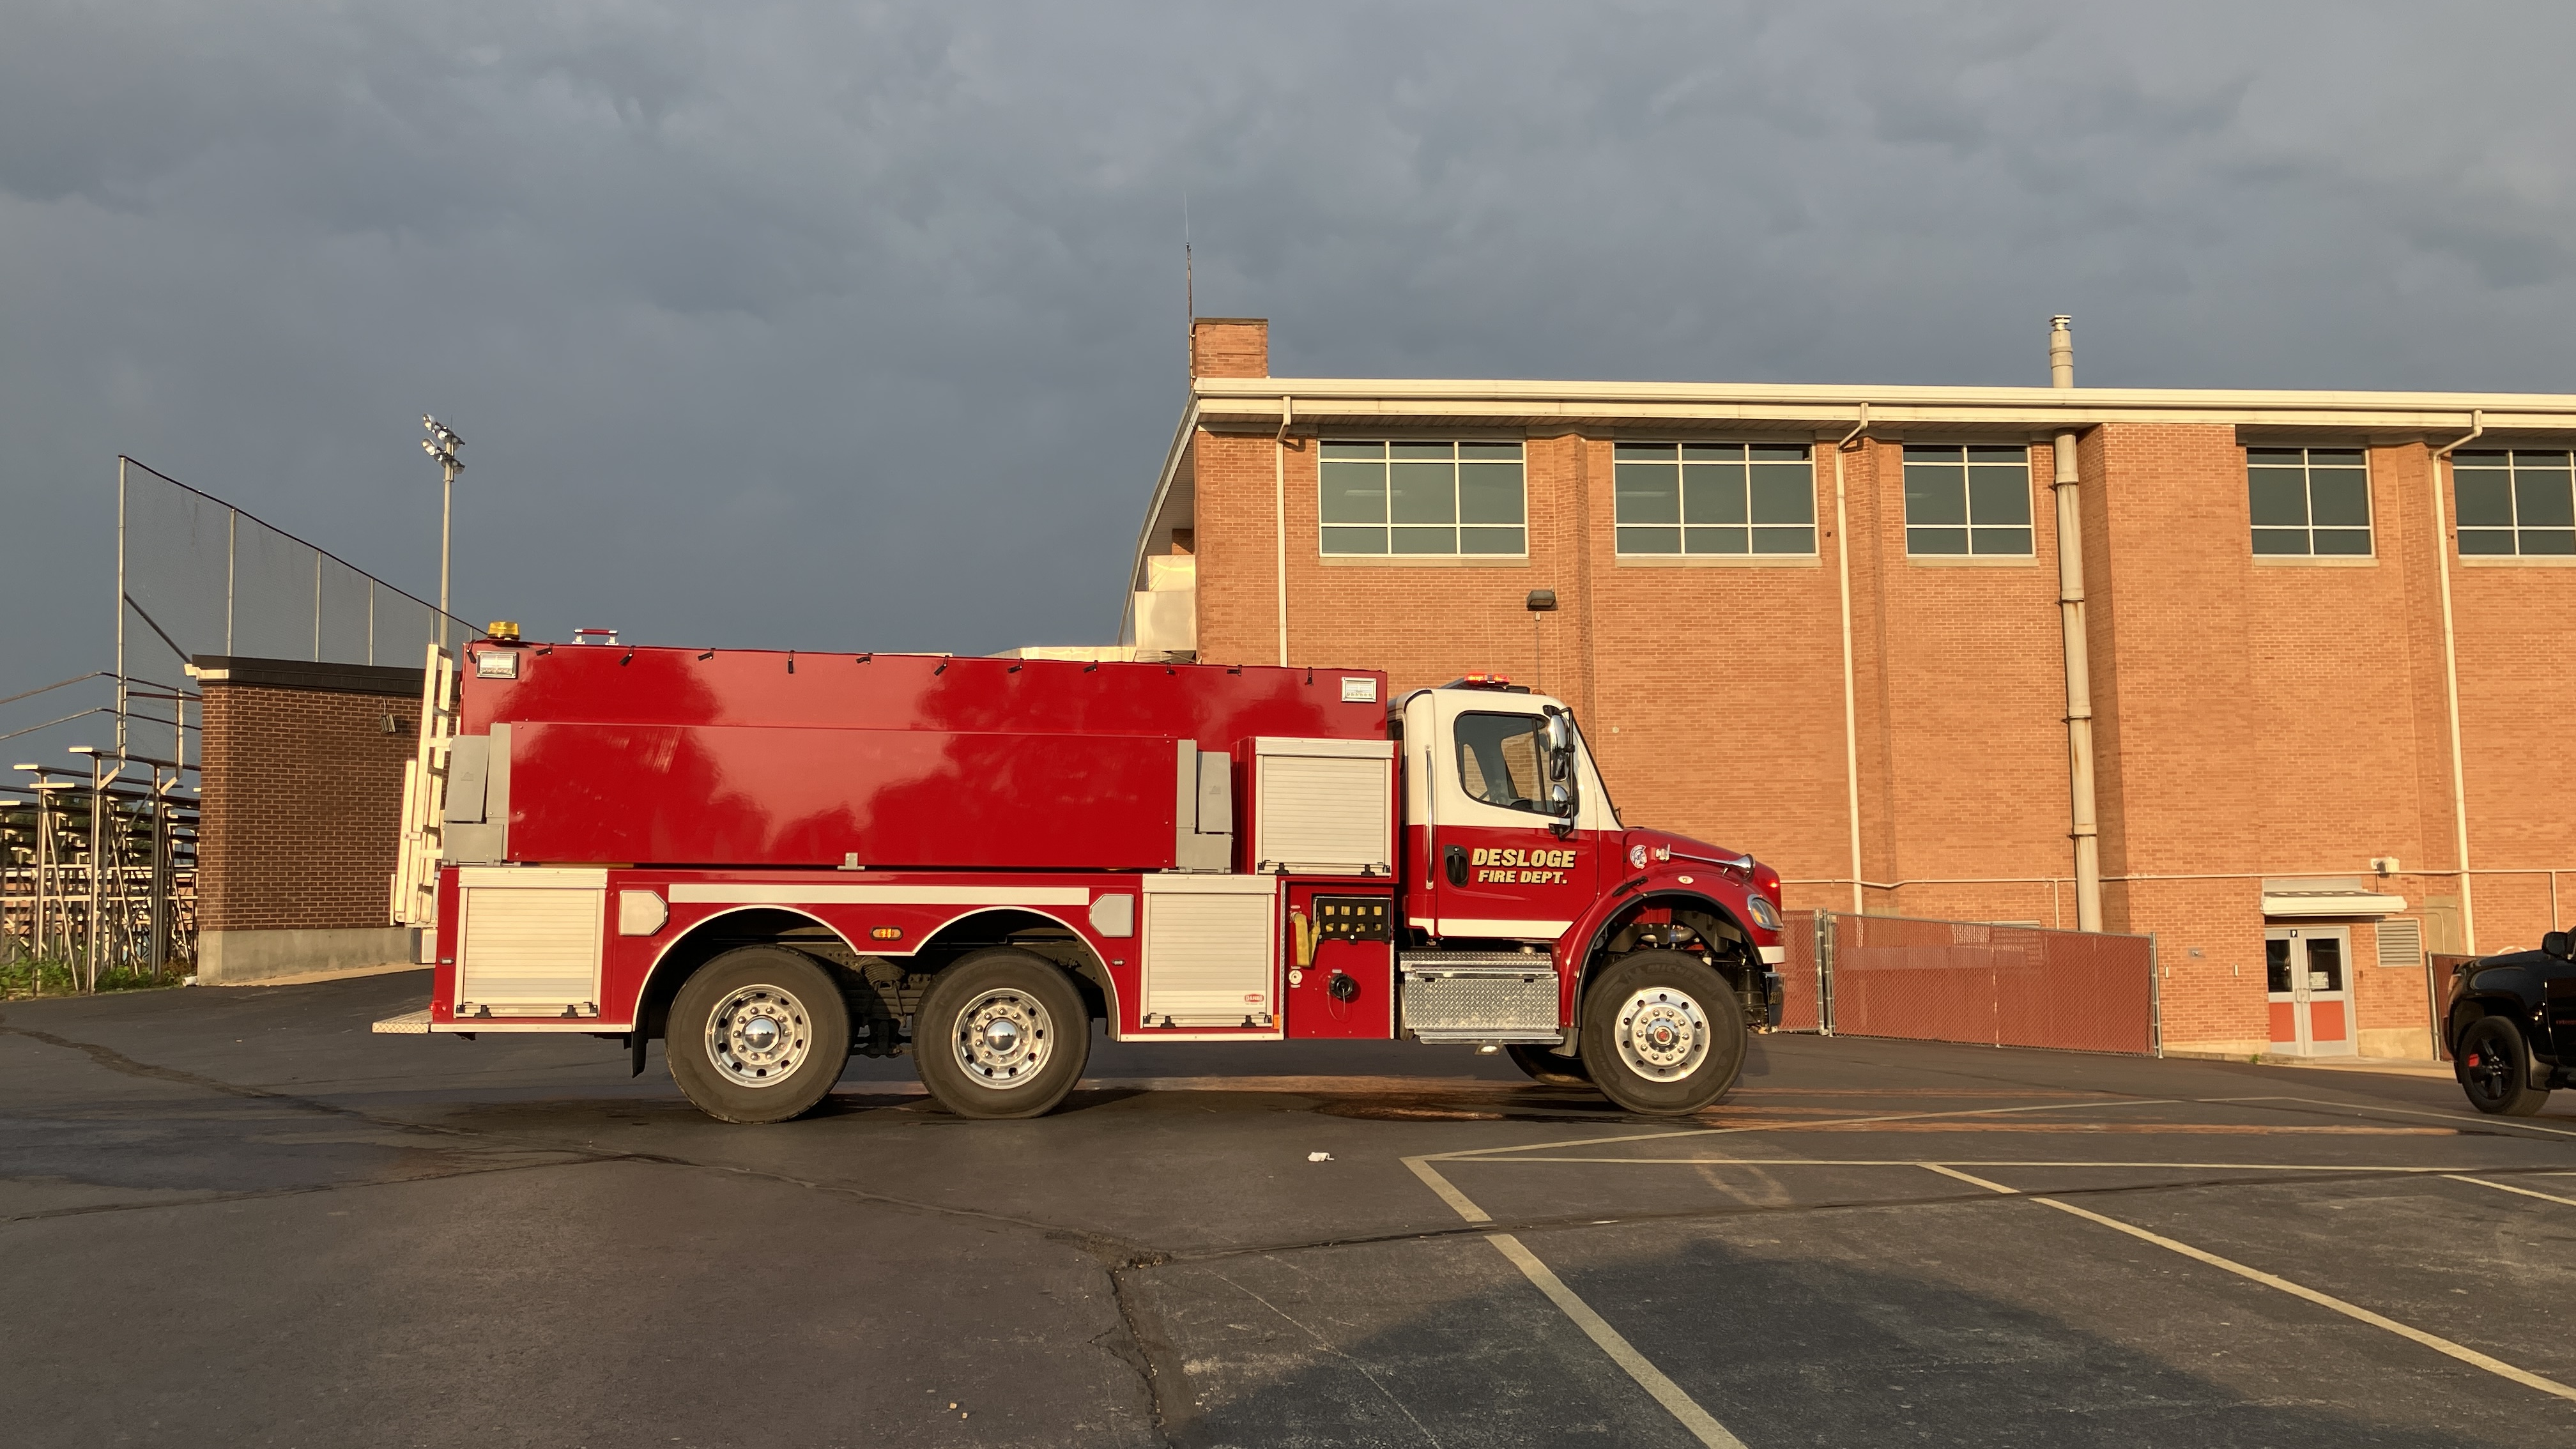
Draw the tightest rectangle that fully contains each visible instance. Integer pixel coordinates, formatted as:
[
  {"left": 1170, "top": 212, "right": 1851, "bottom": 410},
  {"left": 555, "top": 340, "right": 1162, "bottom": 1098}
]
[{"left": 376, "top": 633, "right": 1787, "bottom": 1123}]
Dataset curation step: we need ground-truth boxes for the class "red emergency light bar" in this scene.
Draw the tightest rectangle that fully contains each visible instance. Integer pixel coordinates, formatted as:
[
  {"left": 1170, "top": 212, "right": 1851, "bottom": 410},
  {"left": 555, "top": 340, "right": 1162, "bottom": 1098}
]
[{"left": 1442, "top": 673, "right": 1529, "bottom": 693}]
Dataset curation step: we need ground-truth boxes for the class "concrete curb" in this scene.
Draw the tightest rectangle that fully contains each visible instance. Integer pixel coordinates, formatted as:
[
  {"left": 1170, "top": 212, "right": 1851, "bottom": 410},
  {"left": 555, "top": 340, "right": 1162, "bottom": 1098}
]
[{"left": 199, "top": 962, "right": 430, "bottom": 989}]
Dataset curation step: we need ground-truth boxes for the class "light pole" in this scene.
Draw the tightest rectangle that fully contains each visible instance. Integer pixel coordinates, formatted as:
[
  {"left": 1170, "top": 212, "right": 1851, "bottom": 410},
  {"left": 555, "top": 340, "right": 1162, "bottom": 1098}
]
[
  {"left": 420, "top": 416, "right": 464, "bottom": 650},
  {"left": 1526, "top": 588, "right": 1558, "bottom": 694}
]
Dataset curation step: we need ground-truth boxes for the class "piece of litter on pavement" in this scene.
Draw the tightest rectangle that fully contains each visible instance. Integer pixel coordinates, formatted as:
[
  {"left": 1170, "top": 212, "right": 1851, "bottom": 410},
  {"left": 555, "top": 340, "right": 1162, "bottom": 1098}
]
[{"left": 1308, "top": 1151, "right": 1333, "bottom": 1162}]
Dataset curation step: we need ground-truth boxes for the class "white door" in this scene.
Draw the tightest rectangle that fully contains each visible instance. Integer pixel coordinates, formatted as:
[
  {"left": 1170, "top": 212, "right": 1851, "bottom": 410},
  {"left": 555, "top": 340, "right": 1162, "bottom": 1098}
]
[{"left": 2266, "top": 926, "right": 2354, "bottom": 1057}]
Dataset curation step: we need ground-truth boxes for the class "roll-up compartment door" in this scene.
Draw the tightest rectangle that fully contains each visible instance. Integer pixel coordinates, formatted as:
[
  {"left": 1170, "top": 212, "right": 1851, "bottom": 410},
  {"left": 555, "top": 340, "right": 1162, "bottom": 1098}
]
[
  {"left": 455, "top": 868, "right": 606, "bottom": 1017},
  {"left": 1252, "top": 737, "right": 1394, "bottom": 875},
  {"left": 1142, "top": 876, "right": 1278, "bottom": 1027}
]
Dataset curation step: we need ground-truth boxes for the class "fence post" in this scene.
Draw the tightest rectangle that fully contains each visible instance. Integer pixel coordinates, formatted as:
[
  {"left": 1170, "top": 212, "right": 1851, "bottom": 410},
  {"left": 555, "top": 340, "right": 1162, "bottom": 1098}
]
[
  {"left": 2148, "top": 933, "right": 2163, "bottom": 1057},
  {"left": 1816, "top": 910, "right": 1836, "bottom": 1036}
]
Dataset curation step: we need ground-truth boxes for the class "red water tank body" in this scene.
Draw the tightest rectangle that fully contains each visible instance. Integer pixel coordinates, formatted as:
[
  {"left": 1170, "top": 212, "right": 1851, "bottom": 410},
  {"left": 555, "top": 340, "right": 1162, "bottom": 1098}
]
[{"left": 463, "top": 645, "right": 1388, "bottom": 872}]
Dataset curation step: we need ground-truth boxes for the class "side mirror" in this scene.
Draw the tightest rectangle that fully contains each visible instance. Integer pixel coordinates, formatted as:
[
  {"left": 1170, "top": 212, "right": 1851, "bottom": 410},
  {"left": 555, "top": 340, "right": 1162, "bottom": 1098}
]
[{"left": 2545, "top": 931, "right": 2572, "bottom": 961}]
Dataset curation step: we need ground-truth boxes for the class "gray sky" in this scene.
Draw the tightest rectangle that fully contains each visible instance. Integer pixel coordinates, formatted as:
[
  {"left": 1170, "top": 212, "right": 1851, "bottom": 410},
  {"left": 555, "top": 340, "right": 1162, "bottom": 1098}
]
[{"left": 7, "top": 1, "right": 2575, "bottom": 742}]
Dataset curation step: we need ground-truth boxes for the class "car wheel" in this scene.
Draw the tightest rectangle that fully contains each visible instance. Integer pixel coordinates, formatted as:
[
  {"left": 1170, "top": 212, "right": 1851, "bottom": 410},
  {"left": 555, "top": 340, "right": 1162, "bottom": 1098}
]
[
  {"left": 914, "top": 949, "right": 1091, "bottom": 1119},
  {"left": 1506, "top": 1043, "right": 1592, "bottom": 1087},
  {"left": 666, "top": 946, "right": 851, "bottom": 1124},
  {"left": 2457, "top": 1015, "right": 2550, "bottom": 1117},
  {"left": 1579, "top": 951, "right": 1745, "bottom": 1116}
]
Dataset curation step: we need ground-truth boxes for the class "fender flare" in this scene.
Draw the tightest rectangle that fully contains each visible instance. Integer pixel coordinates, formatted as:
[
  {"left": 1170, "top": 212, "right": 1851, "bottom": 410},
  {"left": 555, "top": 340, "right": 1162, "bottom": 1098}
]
[
  {"left": 908, "top": 907, "right": 1121, "bottom": 1025},
  {"left": 634, "top": 903, "right": 1123, "bottom": 1038},
  {"left": 1563, "top": 887, "right": 1758, "bottom": 1032},
  {"left": 636, "top": 905, "right": 863, "bottom": 1036}
]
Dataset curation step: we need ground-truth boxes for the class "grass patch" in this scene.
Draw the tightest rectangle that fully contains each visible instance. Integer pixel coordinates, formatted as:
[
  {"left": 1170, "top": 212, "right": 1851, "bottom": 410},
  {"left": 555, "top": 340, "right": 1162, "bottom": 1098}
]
[{"left": 0, "top": 958, "right": 190, "bottom": 1000}]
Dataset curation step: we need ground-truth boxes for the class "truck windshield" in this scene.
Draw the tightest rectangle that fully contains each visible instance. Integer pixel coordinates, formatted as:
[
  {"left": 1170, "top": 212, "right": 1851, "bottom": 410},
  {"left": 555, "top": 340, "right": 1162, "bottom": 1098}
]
[
  {"left": 1455, "top": 712, "right": 1549, "bottom": 812},
  {"left": 1563, "top": 712, "right": 1621, "bottom": 827}
]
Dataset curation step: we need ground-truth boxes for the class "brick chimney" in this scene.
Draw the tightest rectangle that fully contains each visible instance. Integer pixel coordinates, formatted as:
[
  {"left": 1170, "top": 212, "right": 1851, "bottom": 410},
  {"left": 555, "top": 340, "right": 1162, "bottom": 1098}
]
[{"left": 1190, "top": 318, "right": 1269, "bottom": 378}]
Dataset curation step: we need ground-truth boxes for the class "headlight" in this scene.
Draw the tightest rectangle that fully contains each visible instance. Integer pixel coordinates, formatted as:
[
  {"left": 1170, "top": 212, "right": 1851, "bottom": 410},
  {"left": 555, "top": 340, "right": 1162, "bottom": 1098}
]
[{"left": 1745, "top": 895, "right": 1782, "bottom": 931}]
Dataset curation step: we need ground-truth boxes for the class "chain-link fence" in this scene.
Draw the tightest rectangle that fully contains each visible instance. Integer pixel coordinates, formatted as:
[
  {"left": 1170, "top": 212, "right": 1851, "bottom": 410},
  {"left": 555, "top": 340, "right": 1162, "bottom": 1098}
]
[
  {"left": 1775, "top": 909, "right": 2158, "bottom": 1055},
  {"left": 2, "top": 458, "right": 473, "bottom": 990},
  {"left": 118, "top": 457, "right": 467, "bottom": 691}
]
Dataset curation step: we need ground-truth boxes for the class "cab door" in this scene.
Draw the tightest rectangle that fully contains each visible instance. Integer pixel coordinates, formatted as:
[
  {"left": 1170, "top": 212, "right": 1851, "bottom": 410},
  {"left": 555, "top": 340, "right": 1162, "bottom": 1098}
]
[{"left": 1414, "top": 690, "right": 1604, "bottom": 942}]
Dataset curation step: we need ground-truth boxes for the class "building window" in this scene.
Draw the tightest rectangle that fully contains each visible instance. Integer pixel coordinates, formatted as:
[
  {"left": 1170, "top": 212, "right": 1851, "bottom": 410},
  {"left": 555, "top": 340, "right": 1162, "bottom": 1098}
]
[
  {"left": 1319, "top": 441, "right": 1525, "bottom": 556},
  {"left": 2453, "top": 450, "right": 2576, "bottom": 556},
  {"left": 1903, "top": 446, "right": 2034, "bottom": 556},
  {"left": 1613, "top": 443, "right": 1816, "bottom": 555},
  {"left": 2248, "top": 448, "right": 2372, "bottom": 556}
]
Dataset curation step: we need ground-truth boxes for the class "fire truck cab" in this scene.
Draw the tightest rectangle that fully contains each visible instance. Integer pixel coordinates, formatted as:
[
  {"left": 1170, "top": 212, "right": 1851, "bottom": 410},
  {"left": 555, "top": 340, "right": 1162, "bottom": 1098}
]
[{"left": 378, "top": 636, "right": 1786, "bottom": 1123}]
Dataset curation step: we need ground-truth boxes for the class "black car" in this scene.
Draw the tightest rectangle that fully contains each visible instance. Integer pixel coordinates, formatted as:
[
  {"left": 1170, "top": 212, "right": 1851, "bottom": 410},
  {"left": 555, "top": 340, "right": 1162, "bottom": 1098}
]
[{"left": 2446, "top": 930, "right": 2576, "bottom": 1116}]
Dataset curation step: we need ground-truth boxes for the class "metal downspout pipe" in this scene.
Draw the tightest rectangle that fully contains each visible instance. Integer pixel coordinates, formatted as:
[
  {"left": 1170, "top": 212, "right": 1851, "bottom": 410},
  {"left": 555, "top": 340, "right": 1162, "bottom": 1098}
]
[
  {"left": 1832, "top": 405, "right": 1870, "bottom": 916},
  {"left": 2430, "top": 409, "right": 2484, "bottom": 953},
  {"left": 2050, "top": 316, "right": 2104, "bottom": 932},
  {"left": 1275, "top": 395, "right": 1293, "bottom": 667}
]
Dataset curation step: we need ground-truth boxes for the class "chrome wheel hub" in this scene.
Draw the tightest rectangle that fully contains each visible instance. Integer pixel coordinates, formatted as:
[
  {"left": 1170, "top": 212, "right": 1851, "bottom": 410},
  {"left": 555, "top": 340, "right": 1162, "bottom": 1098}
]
[
  {"left": 954, "top": 988, "right": 1053, "bottom": 1089},
  {"left": 709, "top": 984, "right": 812, "bottom": 1088},
  {"left": 1614, "top": 986, "right": 1710, "bottom": 1082}
]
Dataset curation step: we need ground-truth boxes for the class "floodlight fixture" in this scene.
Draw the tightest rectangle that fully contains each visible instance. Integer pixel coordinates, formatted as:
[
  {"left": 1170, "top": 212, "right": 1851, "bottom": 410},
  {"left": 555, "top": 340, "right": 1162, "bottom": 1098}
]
[{"left": 420, "top": 413, "right": 468, "bottom": 648}]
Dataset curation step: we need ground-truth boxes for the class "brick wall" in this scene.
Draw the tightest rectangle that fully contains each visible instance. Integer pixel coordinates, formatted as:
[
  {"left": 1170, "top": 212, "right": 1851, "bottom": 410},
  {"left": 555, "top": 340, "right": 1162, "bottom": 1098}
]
[
  {"left": 195, "top": 657, "right": 421, "bottom": 935},
  {"left": 1178, "top": 337, "right": 2576, "bottom": 1056}
]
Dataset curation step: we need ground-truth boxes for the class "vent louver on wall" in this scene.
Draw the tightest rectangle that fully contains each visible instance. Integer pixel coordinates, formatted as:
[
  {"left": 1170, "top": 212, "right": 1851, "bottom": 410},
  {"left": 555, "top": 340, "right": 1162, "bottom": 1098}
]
[{"left": 2377, "top": 918, "right": 2424, "bottom": 970}]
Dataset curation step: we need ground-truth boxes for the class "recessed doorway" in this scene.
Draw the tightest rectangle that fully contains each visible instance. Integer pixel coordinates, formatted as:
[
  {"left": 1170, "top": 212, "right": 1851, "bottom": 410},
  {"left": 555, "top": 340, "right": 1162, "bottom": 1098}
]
[{"left": 2266, "top": 924, "right": 2356, "bottom": 1057}]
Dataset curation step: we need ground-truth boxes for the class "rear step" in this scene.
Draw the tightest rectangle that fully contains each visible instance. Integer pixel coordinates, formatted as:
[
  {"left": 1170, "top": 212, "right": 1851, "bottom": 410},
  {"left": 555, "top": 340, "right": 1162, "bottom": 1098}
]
[{"left": 372, "top": 1009, "right": 432, "bottom": 1035}]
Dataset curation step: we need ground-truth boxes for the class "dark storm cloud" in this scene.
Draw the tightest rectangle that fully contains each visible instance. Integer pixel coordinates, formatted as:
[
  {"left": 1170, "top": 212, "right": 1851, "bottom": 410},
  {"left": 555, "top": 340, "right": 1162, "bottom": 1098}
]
[{"left": 6, "top": 0, "right": 2575, "bottom": 725}]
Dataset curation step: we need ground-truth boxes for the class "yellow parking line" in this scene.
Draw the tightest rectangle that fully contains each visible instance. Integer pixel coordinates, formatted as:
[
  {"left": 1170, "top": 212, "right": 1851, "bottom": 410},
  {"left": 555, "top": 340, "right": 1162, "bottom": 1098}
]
[
  {"left": 1484, "top": 1232, "right": 1749, "bottom": 1449},
  {"left": 1921, "top": 1164, "right": 2576, "bottom": 1404},
  {"left": 2211, "top": 1096, "right": 2576, "bottom": 1140},
  {"left": 1472, "top": 1157, "right": 2467, "bottom": 1172},
  {"left": 1406, "top": 1156, "right": 1747, "bottom": 1446},
  {"left": 1427, "top": 1098, "right": 2182, "bottom": 1162},
  {"left": 2444, "top": 1174, "right": 2576, "bottom": 1209}
]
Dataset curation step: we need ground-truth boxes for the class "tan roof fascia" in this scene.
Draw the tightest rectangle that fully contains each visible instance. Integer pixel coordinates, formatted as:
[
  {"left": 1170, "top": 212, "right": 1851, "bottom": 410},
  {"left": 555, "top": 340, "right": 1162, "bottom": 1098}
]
[
  {"left": 1190, "top": 376, "right": 2576, "bottom": 432},
  {"left": 1120, "top": 395, "right": 1201, "bottom": 637}
]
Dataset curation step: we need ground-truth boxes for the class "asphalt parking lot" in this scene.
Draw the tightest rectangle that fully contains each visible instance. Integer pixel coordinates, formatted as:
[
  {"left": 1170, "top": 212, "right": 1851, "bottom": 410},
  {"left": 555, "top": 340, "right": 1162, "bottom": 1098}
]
[{"left": 5, "top": 970, "right": 2574, "bottom": 1448}]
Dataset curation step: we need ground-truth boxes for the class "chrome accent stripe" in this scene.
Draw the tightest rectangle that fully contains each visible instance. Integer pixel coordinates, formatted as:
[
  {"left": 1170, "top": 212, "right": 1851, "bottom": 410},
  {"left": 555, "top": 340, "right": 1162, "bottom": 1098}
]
[{"left": 667, "top": 884, "right": 1091, "bottom": 906}]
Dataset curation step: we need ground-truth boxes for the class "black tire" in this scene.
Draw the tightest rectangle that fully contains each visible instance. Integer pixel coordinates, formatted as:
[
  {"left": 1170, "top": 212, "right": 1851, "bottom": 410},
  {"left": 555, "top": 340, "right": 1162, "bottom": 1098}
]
[
  {"left": 1507, "top": 1043, "right": 1593, "bottom": 1087},
  {"left": 914, "top": 949, "right": 1091, "bottom": 1119},
  {"left": 667, "top": 946, "right": 851, "bottom": 1124},
  {"left": 1579, "top": 951, "right": 1746, "bottom": 1116},
  {"left": 2457, "top": 1015, "right": 2550, "bottom": 1117}
]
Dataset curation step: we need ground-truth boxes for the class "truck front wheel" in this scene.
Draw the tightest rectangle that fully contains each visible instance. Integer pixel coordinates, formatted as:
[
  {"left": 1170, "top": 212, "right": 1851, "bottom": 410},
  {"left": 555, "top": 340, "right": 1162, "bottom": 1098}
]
[
  {"left": 1579, "top": 951, "right": 1745, "bottom": 1116},
  {"left": 914, "top": 949, "right": 1091, "bottom": 1119},
  {"left": 667, "top": 947, "right": 852, "bottom": 1124},
  {"left": 1506, "top": 1043, "right": 1592, "bottom": 1087},
  {"left": 2457, "top": 1016, "right": 2550, "bottom": 1117}
]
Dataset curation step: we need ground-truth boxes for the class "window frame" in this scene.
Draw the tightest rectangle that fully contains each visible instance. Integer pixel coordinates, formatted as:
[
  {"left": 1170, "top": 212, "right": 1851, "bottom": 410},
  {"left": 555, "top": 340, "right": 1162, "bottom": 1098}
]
[
  {"left": 1453, "top": 709, "right": 1553, "bottom": 815},
  {"left": 1316, "top": 439, "right": 1528, "bottom": 560},
  {"left": 1901, "top": 444, "right": 2037, "bottom": 560},
  {"left": 2451, "top": 449, "right": 2576, "bottom": 562},
  {"left": 2246, "top": 447, "right": 2375, "bottom": 561},
  {"left": 1610, "top": 441, "right": 1819, "bottom": 561}
]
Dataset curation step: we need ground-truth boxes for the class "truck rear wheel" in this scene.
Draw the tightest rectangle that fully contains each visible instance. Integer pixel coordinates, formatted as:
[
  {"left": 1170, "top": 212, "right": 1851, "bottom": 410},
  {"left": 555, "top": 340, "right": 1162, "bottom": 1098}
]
[
  {"left": 914, "top": 949, "right": 1091, "bottom": 1119},
  {"left": 667, "top": 947, "right": 852, "bottom": 1124},
  {"left": 1579, "top": 951, "right": 1745, "bottom": 1116}
]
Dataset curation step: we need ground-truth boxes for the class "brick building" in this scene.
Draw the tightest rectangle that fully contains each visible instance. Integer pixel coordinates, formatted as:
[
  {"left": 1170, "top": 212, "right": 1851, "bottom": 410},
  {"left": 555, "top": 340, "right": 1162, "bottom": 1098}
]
[
  {"left": 1127, "top": 318, "right": 2576, "bottom": 1059},
  {"left": 190, "top": 656, "right": 422, "bottom": 983}
]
